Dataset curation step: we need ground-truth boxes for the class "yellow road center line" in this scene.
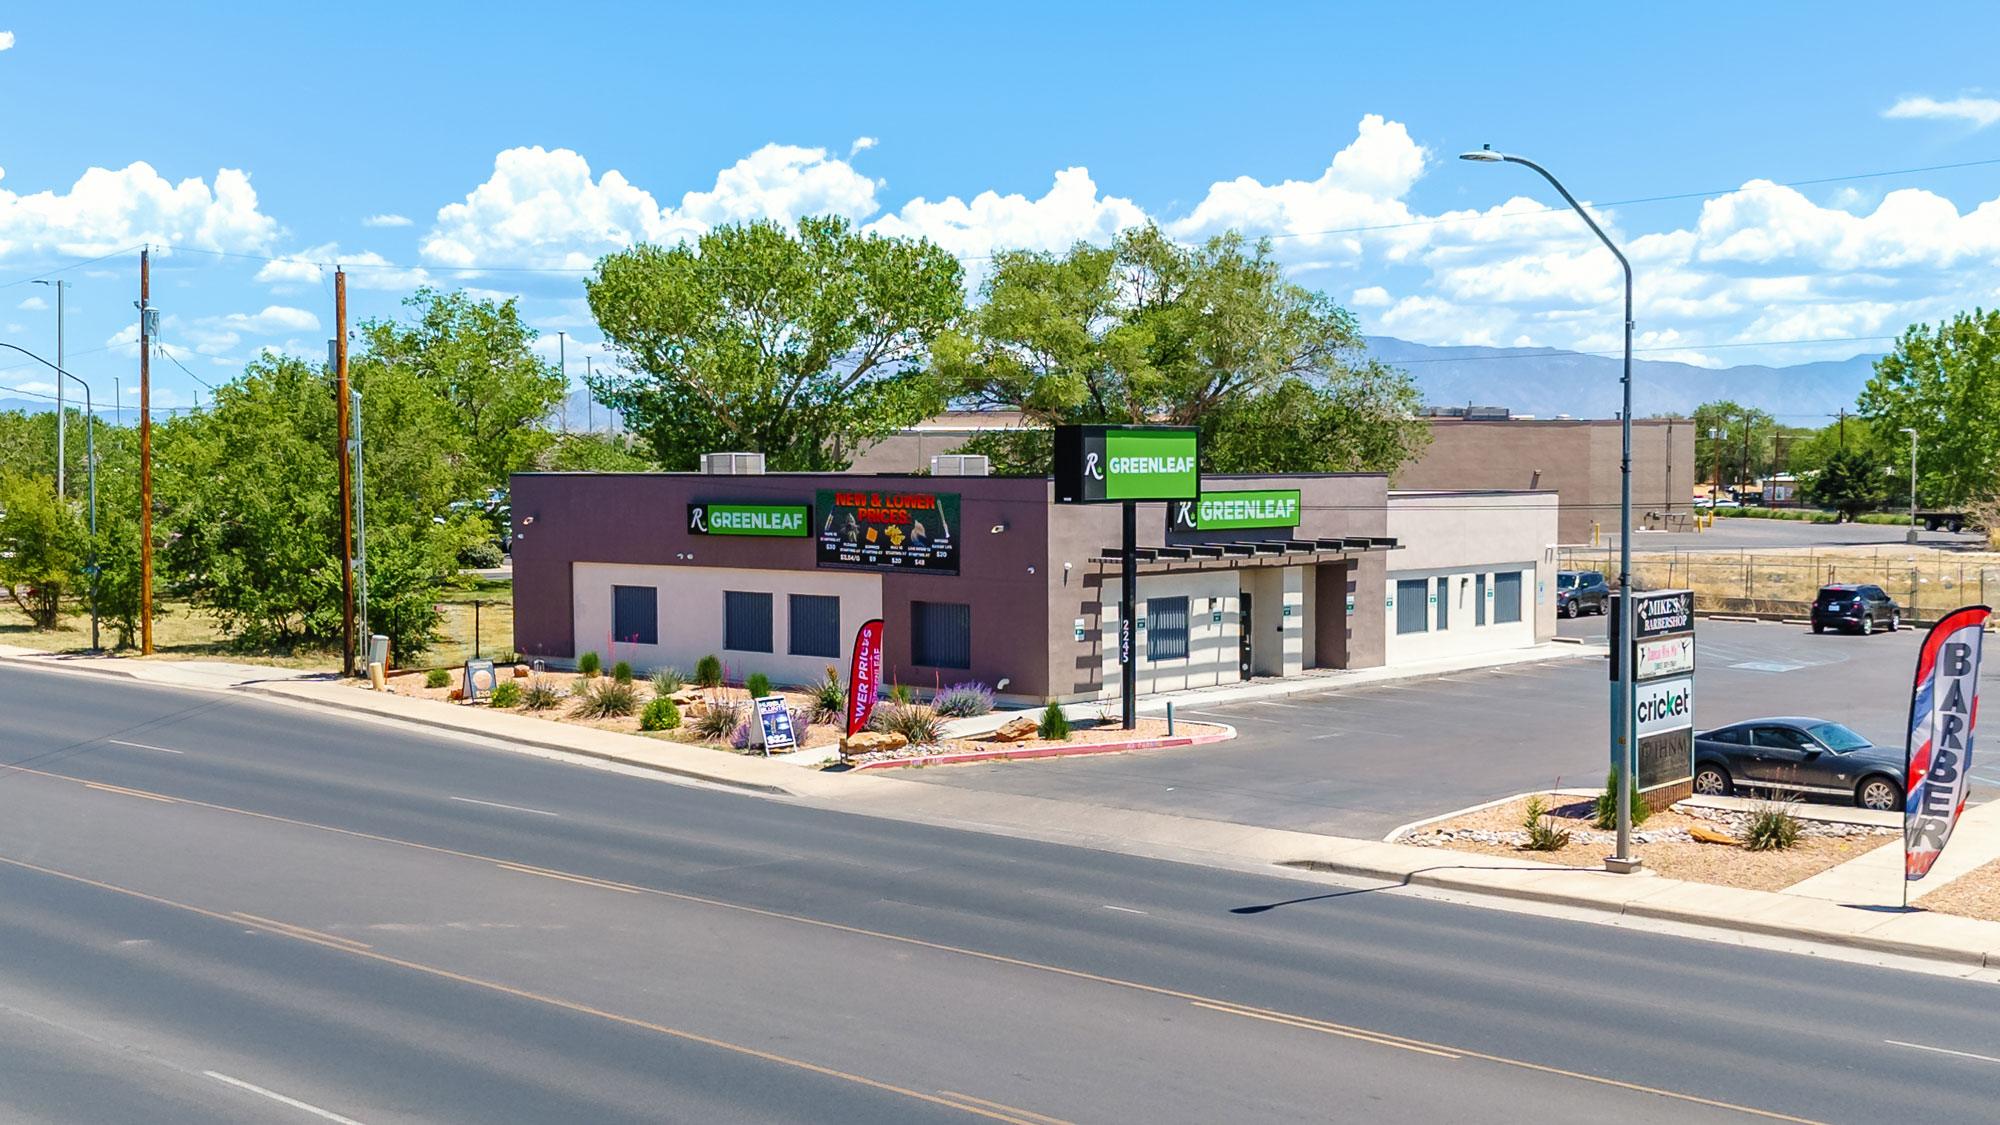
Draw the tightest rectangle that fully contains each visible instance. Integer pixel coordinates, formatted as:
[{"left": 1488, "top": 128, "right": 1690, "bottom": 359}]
[
  {"left": 0, "top": 761, "right": 1824, "bottom": 1123},
  {"left": 0, "top": 854, "right": 1047, "bottom": 1125},
  {"left": 1191, "top": 1001, "right": 1461, "bottom": 1059},
  {"left": 83, "top": 781, "right": 177, "bottom": 804},
  {"left": 938, "top": 1088, "right": 1079, "bottom": 1125},
  {"left": 231, "top": 912, "right": 372, "bottom": 950},
  {"left": 493, "top": 861, "right": 642, "bottom": 894}
]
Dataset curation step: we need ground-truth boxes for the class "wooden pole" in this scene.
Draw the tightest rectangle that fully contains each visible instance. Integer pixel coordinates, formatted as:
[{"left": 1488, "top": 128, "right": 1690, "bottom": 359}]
[
  {"left": 336, "top": 269, "right": 355, "bottom": 677},
  {"left": 139, "top": 248, "right": 154, "bottom": 655}
]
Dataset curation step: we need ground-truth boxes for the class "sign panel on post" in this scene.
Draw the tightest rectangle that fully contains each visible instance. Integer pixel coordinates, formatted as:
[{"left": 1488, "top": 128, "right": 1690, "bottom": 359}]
[
  {"left": 1634, "top": 635, "right": 1695, "bottom": 680},
  {"left": 687, "top": 502, "right": 811, "bottom": 537},
  {"left": 1167, "top": 489, "right": 1301, "bottom": 532},
  {"left": 845, "top": 618, "right": 884, "bottom": 736},
  {"left": 815, "top": 490, "right": 959, "bottom": 574},
  {"left": 1634, "top": 676, "right": 1693, "bottom": 738},
  {"left": 753, "top": 695, "right": 797, "bottom": 755},
  {"left": 1053, "top": 425, "right": 1200, "bottom": 504}
]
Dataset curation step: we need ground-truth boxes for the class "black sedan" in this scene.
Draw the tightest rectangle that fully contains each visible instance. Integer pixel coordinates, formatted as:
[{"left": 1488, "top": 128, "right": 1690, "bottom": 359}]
[
  {"left": 1810, "top": 583, "right": 1900, "bottom": 635},
  {"left": 1556, "top": 570, "right": 1610, "bottom": 618},
  {"left": 1692, "top": 717, "right": 1904, "bottom": 810}
]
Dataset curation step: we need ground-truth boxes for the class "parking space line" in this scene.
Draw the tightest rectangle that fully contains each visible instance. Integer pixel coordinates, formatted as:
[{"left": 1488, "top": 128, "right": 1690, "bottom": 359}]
[
  {"left": 1885, "top": 1040, "right": 2000, "bottom": 1066},
  {"left": 107, "top": 739, "right": 186, "bottom": 755},
  {"left": 203, "top": 1071, "right": 368, "bottom": 1124}
]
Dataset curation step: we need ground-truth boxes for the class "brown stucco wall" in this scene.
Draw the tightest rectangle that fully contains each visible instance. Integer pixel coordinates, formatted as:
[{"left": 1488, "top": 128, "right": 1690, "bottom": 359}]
[
  {"left": 509, "top": 473, "right": 1054, "bottom": 694},
  {"left": 1395, "top": 418, "right": 1693, "bottom": 543}
]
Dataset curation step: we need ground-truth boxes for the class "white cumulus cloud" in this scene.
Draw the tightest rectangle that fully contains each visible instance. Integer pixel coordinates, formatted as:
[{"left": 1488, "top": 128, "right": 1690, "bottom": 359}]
[
  {"left": 0, "top": 162, "right": 279, "bottom": 260},
  {"left": 362, "top": 213, "right": 413, "bottom": 227},
  {"left": 0, "top": 31, "right": 14, "bottom": 51},
  {"left": 869, "top": 167, "right": 1148, "bottom": 266},
  {"left": 210, "top": 305, "right": 321, "bottom": 334},
  {"left": 1883, "top": 95, "right": 2000, "bottom": 128},
  {"left": 849, "top": 136, "right": 878, "bottom": 157},
  {"left": 17, "top": 294, "right": 45, "bottom": 310}
]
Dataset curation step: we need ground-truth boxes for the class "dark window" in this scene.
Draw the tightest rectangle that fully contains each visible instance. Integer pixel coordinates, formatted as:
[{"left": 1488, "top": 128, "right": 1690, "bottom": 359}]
[
  {"left": 1708, "top": 727, "right": 1747, "bottom": 745},
  {"left": 1148, "top": 597, "right": 1189, "bottom": 661},
  {"left": 1754, "top": 726, "right": 1813, "bottom": 751},
  {"left": 1396, "top": 578, "right": 1429, "bottom": 635},
  {"left": 788, "top": 594, "right": 840, "bottom": 658},
  {"left": 911, "top": 601, "right": 972, "bottom": 669},
  {"left": 612, "top": 585, "right": 657, "bottom": 646},
  {"left": 1493, "top": 571, "right": 1523, "bottom": 624},
  {"left": 724, "top": 591, "right": 773, "bottom": 653},
  {"left": 1434, "top": 577, "right": 1450, "bottom": 630},
  {"left": 1475, "top": 574, "right": 1488, "bottom": 625}
]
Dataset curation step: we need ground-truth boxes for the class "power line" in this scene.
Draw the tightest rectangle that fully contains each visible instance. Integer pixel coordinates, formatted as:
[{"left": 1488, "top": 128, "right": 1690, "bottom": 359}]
[
  {"left": 1384, "top": 334, "right": 1897, "bottom": 365},
  {"left": 0, "top": 244, "right": 146, "bottom": 292}
]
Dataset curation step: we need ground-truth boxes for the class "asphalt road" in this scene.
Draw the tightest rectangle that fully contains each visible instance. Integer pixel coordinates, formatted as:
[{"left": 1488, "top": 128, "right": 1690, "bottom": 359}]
[
  {"left": 5, "top": 665, "right": 2000, "bottom": 1123},
  {"left": 900, "top": 619, "right": 1996, "bottom": 839}
]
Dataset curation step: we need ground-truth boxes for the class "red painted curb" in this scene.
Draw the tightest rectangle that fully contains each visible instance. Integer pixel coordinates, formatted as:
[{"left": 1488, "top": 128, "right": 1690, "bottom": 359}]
[{"left": 851, "top": 729, "right": 1234, "bottom": 770}]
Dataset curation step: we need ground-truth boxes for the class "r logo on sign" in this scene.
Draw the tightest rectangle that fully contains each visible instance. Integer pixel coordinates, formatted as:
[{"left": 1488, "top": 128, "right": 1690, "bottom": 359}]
[{"left": 688, "top": 506, "right": 707, "bottom": 533}]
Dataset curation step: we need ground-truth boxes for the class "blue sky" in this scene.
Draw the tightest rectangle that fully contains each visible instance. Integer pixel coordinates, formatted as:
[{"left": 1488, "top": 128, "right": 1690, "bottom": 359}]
[{"left": 2, "top": 2, "right": 1998, "bottom": 413}]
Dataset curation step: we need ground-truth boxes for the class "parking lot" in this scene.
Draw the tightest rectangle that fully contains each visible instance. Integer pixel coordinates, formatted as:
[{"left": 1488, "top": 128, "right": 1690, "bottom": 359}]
[
  {"left": 894, "top": 617, "right": 1998, "bottom": 839},
  {"left": 1616, "top": 517, "right": 1985, "bottom": 551}
]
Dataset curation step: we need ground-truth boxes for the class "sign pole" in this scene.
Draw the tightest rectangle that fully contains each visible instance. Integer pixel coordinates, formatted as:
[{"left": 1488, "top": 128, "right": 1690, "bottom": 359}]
[{"left": 1122, "top": 499, "right": 1137, "bottom": 730}]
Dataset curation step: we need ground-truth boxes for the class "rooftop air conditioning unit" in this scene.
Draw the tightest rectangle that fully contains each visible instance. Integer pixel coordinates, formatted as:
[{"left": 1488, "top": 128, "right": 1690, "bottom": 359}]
[
  {"left": 701, "top": 452, "right": 766, "bottom": 475},
  {"left": 930, "top": 454, "right": 990, "bottom": 477}
]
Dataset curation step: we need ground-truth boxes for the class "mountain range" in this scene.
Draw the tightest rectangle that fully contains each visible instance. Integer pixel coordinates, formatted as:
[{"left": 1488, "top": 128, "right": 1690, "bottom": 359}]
[{"left": 1364, "top": 336, "right": 1882, "bottom": 422}]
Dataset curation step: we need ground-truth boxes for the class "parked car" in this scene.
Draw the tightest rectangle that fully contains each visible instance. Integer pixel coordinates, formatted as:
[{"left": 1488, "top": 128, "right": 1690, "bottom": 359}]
[
  {"left": 1555, "top": 570, "right": 1611, "bottom": 618},
  {"left": 1710, "top": 497, "right": 1741, "bottom": 510},
  {"left": 1693, "top": 717, "right": 1904, "bottom": 810},
  {"left": 1810, "top": 583, "right": 1900, "bottom": 635}
]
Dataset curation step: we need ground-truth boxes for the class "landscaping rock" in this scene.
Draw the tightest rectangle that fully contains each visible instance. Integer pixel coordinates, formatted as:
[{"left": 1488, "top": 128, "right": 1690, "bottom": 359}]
[
  {"left": 513, "top": 664, "right": 531, "bottom": 678},
  {"left": 988, "top": 716, "right": 1039, "bottom": 743},
  {"left": 1690, "top": 824, "right": 1739, "bottom": 846},
  {"left": 840, "top": 730, "right": 908, "bottom": 757}
]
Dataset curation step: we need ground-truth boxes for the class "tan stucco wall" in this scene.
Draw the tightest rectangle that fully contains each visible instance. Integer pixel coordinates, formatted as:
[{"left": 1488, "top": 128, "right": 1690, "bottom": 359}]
[{"left": 1384, "top": 490, "right": 1558, "bottom": 663}]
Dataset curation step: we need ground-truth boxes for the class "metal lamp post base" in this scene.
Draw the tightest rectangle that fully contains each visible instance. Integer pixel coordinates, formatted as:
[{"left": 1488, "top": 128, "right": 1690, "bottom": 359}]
[{"left": 1604, "top": 855, "right": 1647, "bottom": 874}]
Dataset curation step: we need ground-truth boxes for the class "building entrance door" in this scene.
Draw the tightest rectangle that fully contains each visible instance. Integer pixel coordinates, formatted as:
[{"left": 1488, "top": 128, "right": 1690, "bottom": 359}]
[{"left": 1239, "top": 590, "right": 1254, "bottom": 679}]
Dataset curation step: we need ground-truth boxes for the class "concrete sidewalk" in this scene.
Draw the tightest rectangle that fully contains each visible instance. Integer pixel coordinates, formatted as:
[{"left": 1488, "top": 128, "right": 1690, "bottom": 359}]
[
  {"left": 0, "top": 645, "right": 319, "bottom": 690},
  {"left": 1784, "top": 801, "right": 2000, "bottom": 906},
  {"left": 1131, "top": 641, "right": 1599, "bottom": 712}
]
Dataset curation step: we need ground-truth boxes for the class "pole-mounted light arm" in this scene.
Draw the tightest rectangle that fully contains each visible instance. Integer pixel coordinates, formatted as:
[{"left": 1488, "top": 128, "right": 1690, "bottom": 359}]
[
  {"left": 0, "top": 341, "right": 93, "bottom": 419},
  {"left": 1460, "top": 147, "right": 1632, "bottom": 309}
]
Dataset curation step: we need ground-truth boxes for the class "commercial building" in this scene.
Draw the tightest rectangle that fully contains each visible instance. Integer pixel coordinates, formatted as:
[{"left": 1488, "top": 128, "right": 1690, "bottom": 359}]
[{"left": 509, "top": 463, "right": 1556, "bottom": 703}]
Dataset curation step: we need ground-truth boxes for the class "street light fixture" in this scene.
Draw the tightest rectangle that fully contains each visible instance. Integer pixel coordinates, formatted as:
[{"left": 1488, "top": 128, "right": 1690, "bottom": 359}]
[
  {"left": 1901, "top": 427, "right": 1920, "bottom": 544},
  {"left": 1462, "top": 144, "right": 1643, "bottom": 873},
  {"left": 0, "top": 341, "right": 100, "bottom": 650}
]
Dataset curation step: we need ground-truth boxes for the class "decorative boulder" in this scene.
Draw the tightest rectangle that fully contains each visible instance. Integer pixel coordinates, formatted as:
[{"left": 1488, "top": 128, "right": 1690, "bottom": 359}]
[
  {"left": 513, "top": 664, "right": 531, "bottom": 678},
  {"left": 988, "top": 716, "right": 1040, "bottom": 743},
  {"left": 1689, "top": 824, "right": 1739, "bottom": 846},
  {"left": 840, "top": 731, "right": 908, "bottom": 757}
]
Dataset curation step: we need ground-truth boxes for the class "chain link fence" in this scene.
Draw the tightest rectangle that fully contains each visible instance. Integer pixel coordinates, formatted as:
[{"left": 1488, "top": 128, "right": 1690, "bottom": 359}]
[{"left": 1558, "top": 547, "right": 2000, "bottom": 623}]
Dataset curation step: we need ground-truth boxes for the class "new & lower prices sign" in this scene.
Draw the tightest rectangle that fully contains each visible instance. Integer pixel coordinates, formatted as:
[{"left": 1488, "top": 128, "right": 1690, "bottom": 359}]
[{"left": 815, "top": 490, "right": 959, "bottom": 573}]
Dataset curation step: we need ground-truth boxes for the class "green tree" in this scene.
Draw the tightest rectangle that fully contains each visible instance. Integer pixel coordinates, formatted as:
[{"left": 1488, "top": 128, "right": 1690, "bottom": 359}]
[
  {"left": 1805, "top": 446, "right": 1887, "bottom": 520},
  {"left": 585, "top": 216, "right": 965, "bottom": 470},
  {"left": 537, "top": 432, "right": 655, "bottom": 472},
  {"left": 1859, "top": 309, "right": 2000, "bottom": 507},
  {"left": 944, "top": 224, "right": 1426, "bottom": 474},
  {"left": 357, "top": 288, "right": 566, "bottom": 496},
  {"left": 1691, "top": 400, "right": 1777, "bottom": 488},
  {"left": 0, "top": 472, "right": 86, "bottom": 628}
]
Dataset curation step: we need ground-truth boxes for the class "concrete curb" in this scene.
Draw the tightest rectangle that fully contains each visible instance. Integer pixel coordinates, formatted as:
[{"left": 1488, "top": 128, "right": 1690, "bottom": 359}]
[
  {"left": 236, "top": 683, "right": 796, "bottom": 797},
  {"left": 849, "top": 726, "right": 1236, "bottom": 771}
]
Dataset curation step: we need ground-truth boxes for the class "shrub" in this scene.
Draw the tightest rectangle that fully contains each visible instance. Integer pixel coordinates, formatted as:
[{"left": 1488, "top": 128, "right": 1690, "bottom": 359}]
[
  {"left": 651, "top": 667, "right": 685, "bottom": 696},
  {"left": 694, "top": 654, "right": 723, "bottom": 688},
  {"left": 1038, "top": 700, "right": 1071, "bottom": 741},
  {"left": 932, "top": 681, "right": 995, "bottom": 718},
  {"left": 889, "top": 682, "right": 913, "bottom": 706},
  {"left": 1591, "top": 770, "right": 1651, "bottom": 830},
  {"left": 1742, "top": 801, "right": 1804, "bottom": 851},
  {"left": 693, "top": 700, "right": 742, "bottom": 740},
  {"left": 746, "top": 671, "right": 772, "bottom": 699},
  {"left": 572, "top": 677, "right": 638, "bottom": 719},
  {"left": 611, "top": 660, "right": 634, "bottom": 684},
  {"left": 520, "top": 677, "right": 564, "bottom": 711},
  {"left": 489, "top": 680, "right": 521, "bottom": 708},
  {"left": 880, "top": 703, "right": 945, "bottom": 747},
  {"left": 458, "top": 537, "right": 505, "bottom": 568},
  {"left": 425, "top": 668, "right": 451, "bottom": 689},
  {"left": 576, "top": 650, "right": 601, "bottom": 677},
  {"left": 810, "top": 666, "right": 844, "bottom": 724},
  {"left": 640, "top": 697, "right": 680, "bottom": 732},
  {"left": 1521, "top": 795, "right": 1572, "bottom": 851}
]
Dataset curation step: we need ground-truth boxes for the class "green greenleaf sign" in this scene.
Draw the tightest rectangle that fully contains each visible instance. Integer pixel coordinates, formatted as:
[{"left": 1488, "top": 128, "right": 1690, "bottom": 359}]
[
  {"left": 1054, "top": 425, "right": 1200, "bottom": 504},
  {"left": 687, "top": 502, "right": 810, "bottom": 537},
  {"left": 1167, "top": 489, "right": 1301, "bottom": 532}
]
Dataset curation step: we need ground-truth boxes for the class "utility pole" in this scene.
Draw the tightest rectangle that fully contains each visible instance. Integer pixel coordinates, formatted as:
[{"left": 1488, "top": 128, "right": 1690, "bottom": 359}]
[
  {"left": 558, "top": 331, "right": 568, "bottom": 434},
  {"left": 34, "top": 280, "right": 67, "bottom": 494},
  {"left": 1837, "top": 407, "right": 1847, "bottom": 450},
  {"left": 336, "top": 269, "right": 356, "bottom": 677},
  {"left": 139, "top": 249, "right": 154, "bottom": 655},
  {"left": 585, "top": 356, "right": 594, "bottom": 432}
]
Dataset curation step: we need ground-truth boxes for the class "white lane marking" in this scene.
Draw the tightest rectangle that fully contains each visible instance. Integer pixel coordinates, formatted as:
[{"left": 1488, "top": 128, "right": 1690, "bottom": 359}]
[
  {"left": 448, "top": 796, "right": 559, "bottom": 818},
  {"left": 202, "top": 1071, "right": 369, "bottom": 1124},
  {"left": 1256, "top": 701, "right": 1311, "bottom": 710},
  {"left": 106, "top": 739, "right": 184, "bottom": 755},
  {"left": 1102, "top": 905, "right": 1148, "bottom": 915},
  {"left": 1886, "top": 1039, "right": 2000, "bottom": 1065}
]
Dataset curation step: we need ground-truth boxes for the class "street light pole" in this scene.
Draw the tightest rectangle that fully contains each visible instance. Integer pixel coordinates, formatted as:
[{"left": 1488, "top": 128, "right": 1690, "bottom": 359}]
[
  {"left": 1463, "top": 144, "right": 1642, "bottom": 872},
  {"left": 1901, "top": 427, "right": 1919, "bottom": 544},
  {"left": 0, "top": 342, "right": 99, "bottom": 649},
  {"left": 33, "top": 280, "right": 67, "bottom": 496}
]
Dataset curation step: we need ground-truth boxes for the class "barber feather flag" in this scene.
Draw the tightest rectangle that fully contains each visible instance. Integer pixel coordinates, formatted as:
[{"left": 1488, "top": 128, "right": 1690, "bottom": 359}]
[{"left": 1905, "top": 605, "right": 1990, "bottom": 881}]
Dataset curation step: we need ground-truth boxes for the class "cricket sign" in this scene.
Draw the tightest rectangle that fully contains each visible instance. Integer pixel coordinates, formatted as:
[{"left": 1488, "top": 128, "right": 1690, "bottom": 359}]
[
  {"left": 1167, "top": 489, "right": 1301, "bottom": 532},
  {"left": 687, "top": 502, "right": 811, "bottom": 537},
  {"left": 1053, "top": 425, "right": 1200, "bottom": 504},
  {"left": 1905, "top": 605, "right": 1990, "bottom": 881}
]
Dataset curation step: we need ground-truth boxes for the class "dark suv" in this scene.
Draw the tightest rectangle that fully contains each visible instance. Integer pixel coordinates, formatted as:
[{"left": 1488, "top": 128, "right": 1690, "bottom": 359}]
[
  {"left": 1556, "top": 570, "right": 1610, "bottom": 618},
  {"left": 1810, "top": 584, "right": 1899, "bottom": 635}
]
